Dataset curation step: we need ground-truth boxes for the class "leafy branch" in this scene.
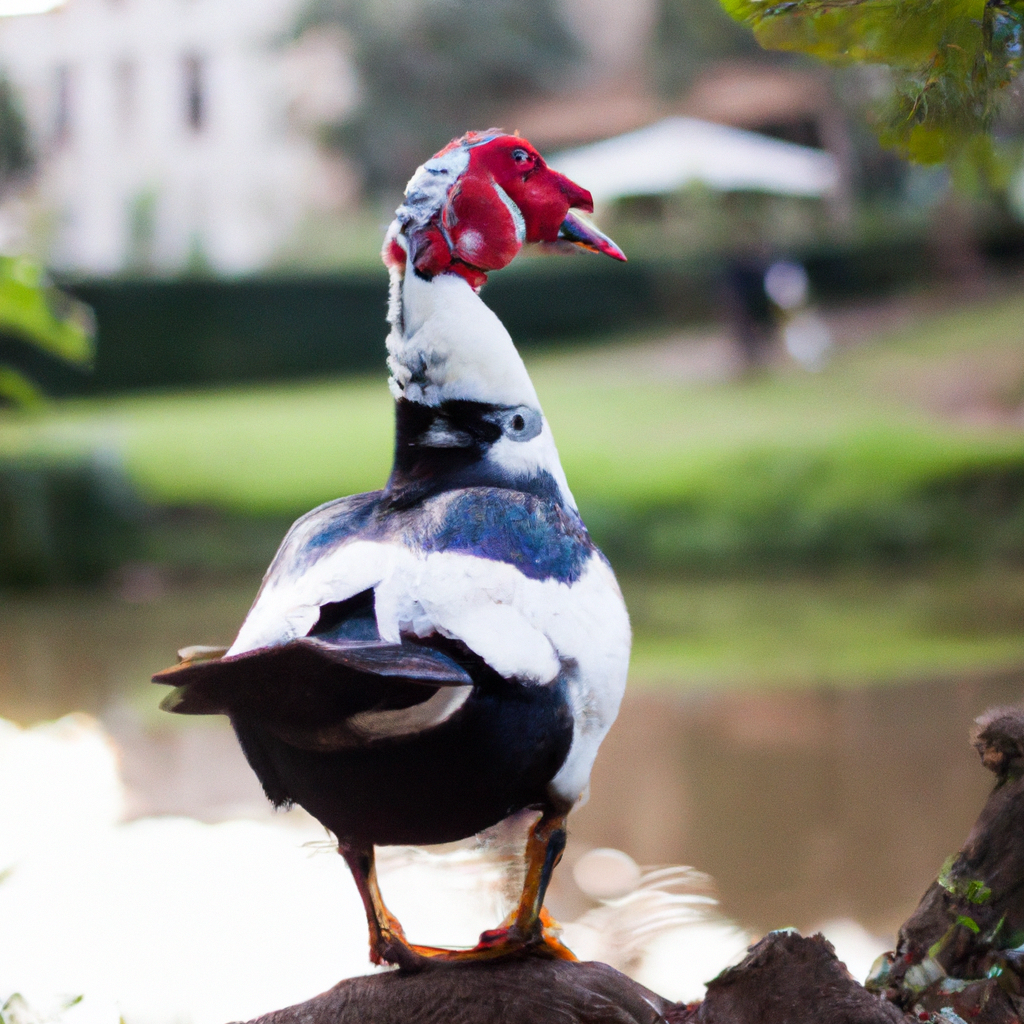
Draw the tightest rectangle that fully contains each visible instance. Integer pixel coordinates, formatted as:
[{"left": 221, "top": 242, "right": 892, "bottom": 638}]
[
  {"left": 719, "top": 0, "right": 1024, "bottom": 164},
  {"left": 0, "top": 257, "right": 95, "bottom": 407}
]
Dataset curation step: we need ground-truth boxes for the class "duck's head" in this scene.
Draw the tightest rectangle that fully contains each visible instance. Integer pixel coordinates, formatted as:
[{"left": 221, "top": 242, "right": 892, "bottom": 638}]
[
  {"left": 384, "top": 130, "right": 625, "bottom": 289},
  {"left": 383, "top": 131, "right": 624, "bottom": 511}
]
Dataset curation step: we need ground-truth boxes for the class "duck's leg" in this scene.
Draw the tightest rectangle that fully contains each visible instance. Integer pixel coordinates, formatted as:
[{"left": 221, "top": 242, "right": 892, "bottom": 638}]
[
  {"left": 476, "top": 807, "right": 576, "bottom": 959},
  {"left": 339, "top": 845, "right": 445, "bottom": 970},
  {"left": 430, "top": 808, "right": 577, "bottom": 962},
  {"left": 341, "top": 810, "right": 575, "bottom": 968},
  {"left": 514, "top": 807, "right": 569, "bottom": 941}
]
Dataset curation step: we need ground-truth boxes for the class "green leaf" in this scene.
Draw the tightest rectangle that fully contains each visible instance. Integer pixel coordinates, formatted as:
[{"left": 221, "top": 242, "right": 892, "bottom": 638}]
[
  {"left": 718, "top": 0, "right": 1024, "bottom": 164},
  {"left": 0, "top": 255, "right": 95, "bottom": 366},
  {"left": 0, "top": 367, "right": 43, "bottom": 409},
  {"left": 937, "top": 857, "right": 994, "bottom": 905}
]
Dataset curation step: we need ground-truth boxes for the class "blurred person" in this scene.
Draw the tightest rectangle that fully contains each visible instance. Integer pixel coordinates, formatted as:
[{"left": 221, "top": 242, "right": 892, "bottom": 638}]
[{"left": 722, "top": 250, "right": 777, "bottom": 371}]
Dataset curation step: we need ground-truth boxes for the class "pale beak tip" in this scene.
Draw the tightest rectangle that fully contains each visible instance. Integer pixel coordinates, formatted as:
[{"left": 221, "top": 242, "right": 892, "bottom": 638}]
[{"left": 558, "top": 211, "right": 627, "bottom": 263}]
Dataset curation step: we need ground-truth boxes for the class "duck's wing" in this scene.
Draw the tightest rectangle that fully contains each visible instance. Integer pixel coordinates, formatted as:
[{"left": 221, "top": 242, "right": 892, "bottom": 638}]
[
  {"left": 153, "top": 594, "right": 474, "bottom": 752},
  {"left": 220, "top": 487, "right": 626, "bottom": 693},
  {"left": 223, "top": 491, "right": 393, "bottom": 657},
  {"left": 152, "top": 491, "right": 486, "bottom": 754},
  {"left": 216, "top": 489, "right": 549, "bottom": 688}
]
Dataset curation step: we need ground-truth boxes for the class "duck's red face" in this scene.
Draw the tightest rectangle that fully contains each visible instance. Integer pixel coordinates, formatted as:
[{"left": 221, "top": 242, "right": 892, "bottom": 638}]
[
  {"left": 390, "top": 131, "right": 625, "bottom": 287},
  {"left": 465, "top": 135, "right": 592, "bottom": 245}
]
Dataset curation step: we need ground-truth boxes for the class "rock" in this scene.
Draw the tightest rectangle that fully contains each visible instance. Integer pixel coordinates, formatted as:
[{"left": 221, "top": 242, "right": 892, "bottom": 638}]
[
  {"left": 239, "top": 958, "right": 673, "bottom": 1024},
  {"left": 693, "top": 932, "right": 909, "bottom": 1024}
]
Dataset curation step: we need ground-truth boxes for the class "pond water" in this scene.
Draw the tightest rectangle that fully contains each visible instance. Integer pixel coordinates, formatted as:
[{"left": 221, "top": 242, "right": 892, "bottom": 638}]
[{"left": 2, "top": 569, "right": 1022, "bottom": 946}]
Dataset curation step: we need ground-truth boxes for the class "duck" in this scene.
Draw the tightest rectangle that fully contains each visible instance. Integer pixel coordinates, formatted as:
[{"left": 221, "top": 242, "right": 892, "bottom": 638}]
[{"left": 153, "top": 130, "right": 631, "bottom": 970}]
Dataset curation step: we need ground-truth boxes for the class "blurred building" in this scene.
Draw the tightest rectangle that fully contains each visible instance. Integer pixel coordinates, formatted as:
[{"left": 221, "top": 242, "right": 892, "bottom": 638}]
[
  {"left": 0, "top": 0, "right": 359, "bottom": 275},
  {"left": 681, "top": 62, "right": 847, "bottom": 158},
  {"left": 0, "top": 0, "right": 851, "bottom": 276}
]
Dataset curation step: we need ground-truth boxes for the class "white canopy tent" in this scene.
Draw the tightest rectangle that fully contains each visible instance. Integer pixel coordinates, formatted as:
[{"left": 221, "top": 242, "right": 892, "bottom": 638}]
[{"left": 549, "top": 117, "right": 840, "bottom": 203}]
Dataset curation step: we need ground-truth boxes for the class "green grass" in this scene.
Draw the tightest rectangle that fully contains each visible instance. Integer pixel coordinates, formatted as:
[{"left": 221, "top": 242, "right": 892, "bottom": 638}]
[
  {"left": 623, "top": 564, "right": 1024, "bottom": 688},
  {"left": 2, "top": 288, "right": 1023, "bottom": 564},
  {"left": 0, "top": 375, "right": 392, "bottom": 513}
]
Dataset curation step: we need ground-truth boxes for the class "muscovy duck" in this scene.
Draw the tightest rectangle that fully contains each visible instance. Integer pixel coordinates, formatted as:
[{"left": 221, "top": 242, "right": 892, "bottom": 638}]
[{"left": 154, "top": 130, "right": 630, "bottom": 969}]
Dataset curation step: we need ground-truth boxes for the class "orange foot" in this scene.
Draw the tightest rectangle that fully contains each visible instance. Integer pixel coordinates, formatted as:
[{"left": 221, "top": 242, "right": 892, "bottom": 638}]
[
  {"left": 418, "top": 909, "right": 577, "bottom": 964},
  {"left": 375, "top": 910, "right": 576, "bottom": 969}
]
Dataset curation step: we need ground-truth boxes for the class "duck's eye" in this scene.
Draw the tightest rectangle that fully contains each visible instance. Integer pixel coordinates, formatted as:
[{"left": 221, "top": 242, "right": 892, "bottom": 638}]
[
  {"left": 482, "top": 406, "right": 541, "bottom": 441},
  {"left": 511, "top": 147, "right": 531, "bottom": 164},
  {"left": 497, "top": 406, "right": 541, "bottom": 442}
]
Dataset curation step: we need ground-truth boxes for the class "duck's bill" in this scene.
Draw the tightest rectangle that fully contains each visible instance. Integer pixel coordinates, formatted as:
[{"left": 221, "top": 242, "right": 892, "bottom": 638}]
[{"left": 558, "top": 211, "right": 627, "bottom": 262}]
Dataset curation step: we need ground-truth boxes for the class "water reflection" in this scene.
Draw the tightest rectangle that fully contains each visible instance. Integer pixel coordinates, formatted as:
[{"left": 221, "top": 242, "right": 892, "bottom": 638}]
[
  {"left": 1, "top": 579, "right": 1020, "bottom": 942},
  {"left": 0, "top": 583, "right": 256, "bottom": 724},
  {"left": 575, "top": 675, "right": 1019, "bottom": 938}
]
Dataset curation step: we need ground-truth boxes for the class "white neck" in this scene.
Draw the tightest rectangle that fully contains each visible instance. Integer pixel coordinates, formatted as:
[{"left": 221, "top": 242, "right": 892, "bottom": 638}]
[
  {"left": 385, "top": 262, "right": 577, "bottom": 511},
  {"left": 387, "top": 262, "right": 539, "bottom": 408}
]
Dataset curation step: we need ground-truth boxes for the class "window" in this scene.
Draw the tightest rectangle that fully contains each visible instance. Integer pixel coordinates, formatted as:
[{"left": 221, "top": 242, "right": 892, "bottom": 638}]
[
  {"left": 53, "top": 64, "right": 71, "bottom": 144},
  {"left": 183, "top": 54, "right": 205, "bottom": 132},
  {"left": 114, "top": 59, "right": 136, "bottom": 132}
]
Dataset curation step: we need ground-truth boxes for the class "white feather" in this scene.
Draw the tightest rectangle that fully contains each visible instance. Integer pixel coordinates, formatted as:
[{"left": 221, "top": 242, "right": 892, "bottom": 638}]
[
  {"left": 384, "top": 269, "right": 577, "bottom": 508},
  {"left": 395, "top": 146, "right": 470, "bottom": 240},
  {"left": 227, "top": 540, "right": 391, "bottom": 657},
  {"left": 348, "top": 687, "right": 473, "bottom": 740},
  {"left": 487, "top": 421, "right": 577, "bottom": 511},
  {"left": 227, "top": 533, "right": 630, "bottom": 806},
  {"left": 387, "top": 271, "right": 540, "bottom": 410}
]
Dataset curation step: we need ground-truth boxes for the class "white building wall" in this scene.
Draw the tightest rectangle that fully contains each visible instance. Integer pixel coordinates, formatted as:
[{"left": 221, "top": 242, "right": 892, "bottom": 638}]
[{"left": 0, "top": 0, "right": 355, "bottom": 275}]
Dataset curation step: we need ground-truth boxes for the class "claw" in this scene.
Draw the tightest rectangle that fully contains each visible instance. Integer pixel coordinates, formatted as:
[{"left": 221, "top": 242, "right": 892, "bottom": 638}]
[
  {"left": 424, "top": 914, "right": 576, "bottom": 963},
  {"left": 341, "top": 808, "right": 576, "bottom": 970}
]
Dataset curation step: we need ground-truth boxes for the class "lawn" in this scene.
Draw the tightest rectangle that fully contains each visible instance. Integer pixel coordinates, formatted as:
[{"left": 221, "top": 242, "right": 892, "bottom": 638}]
[
  {"left": 622, "top": 563, "right": 1024, "bottom": 688},
  {"left": 2, "top": 287, "right": 1023, "bottom": 560}
]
